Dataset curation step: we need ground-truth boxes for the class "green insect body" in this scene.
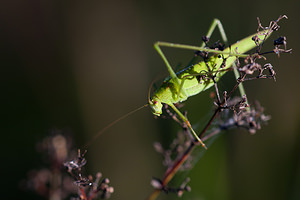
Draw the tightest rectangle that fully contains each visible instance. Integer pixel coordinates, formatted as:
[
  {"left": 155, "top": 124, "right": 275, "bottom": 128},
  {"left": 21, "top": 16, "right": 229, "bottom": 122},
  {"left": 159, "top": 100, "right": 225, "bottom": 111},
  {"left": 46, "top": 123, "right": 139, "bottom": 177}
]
[
  {"left": 148, "top": 26, "right": 273, "bottom": 149},
  {"left": 150, "top": 29, "right": 270, "bottom": 116},
  {"left": 83, "top": 17, "right": 286, "bottom": 151}
]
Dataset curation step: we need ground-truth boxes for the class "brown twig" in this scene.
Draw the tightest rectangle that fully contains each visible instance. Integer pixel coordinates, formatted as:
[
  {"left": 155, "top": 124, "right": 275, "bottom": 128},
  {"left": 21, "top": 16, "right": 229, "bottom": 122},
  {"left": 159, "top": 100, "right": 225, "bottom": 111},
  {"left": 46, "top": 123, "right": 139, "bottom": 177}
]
[
  {"left": 147, "top": 15, "right": 290, "bottom": 200},
  {"left": 147, "top": 55, "right": 266, "bottom": 200},
  {"left": 147, "top": 108, "right": 223, "bottom": 200}
]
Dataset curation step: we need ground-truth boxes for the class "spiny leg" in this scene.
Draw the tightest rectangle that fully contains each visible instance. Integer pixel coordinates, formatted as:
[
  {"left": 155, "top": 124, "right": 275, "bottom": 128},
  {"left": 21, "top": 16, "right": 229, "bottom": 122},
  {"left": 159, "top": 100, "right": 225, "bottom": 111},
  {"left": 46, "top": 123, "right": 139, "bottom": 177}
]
[
  {"left": 154, "top": 42, "right": 249, "bottom": 58},
  {"left": 202, "top": 19, "right": 248, "bottom": 104},
  {"left": 153, "top": 18, "right": 250, "bottom": 70},
  {"left": 154, "top": 19, "right": 229, "bottom": 59},
  {"left": 200, "top": 18, "right": 227, "bottom": 48},
  {"left": 168, "top": 103, "right": 207, "bottom": 149},
  {"left": 202, "top": 19, "right": 229, "bottom": 104}
]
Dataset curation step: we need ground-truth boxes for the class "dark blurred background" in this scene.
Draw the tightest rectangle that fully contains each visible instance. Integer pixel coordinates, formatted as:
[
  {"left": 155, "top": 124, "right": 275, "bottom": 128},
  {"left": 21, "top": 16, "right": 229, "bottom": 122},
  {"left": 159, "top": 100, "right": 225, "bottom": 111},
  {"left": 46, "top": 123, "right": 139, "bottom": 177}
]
[{"left": 1, "top": 1, "right": 299, "bottom": 200}]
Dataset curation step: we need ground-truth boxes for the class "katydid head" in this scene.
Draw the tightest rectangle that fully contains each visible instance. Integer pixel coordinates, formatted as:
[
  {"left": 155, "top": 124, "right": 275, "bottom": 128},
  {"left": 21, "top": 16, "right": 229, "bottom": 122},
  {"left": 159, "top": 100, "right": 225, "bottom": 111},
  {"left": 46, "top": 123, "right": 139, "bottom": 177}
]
[
  {"left": 149, "top": 97, "right": 163, "bottom": 116},
  {"left": 148, "top": 79, "right": 163, "bottom": 116}
]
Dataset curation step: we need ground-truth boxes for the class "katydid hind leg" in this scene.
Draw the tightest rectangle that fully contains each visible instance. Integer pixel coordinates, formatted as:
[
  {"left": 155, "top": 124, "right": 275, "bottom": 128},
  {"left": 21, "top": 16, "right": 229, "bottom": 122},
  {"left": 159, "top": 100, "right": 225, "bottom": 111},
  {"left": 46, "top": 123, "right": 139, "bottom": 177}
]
[
  {"left": 204, "top": 19, "right": 247, "bottom": 101},
  {"left": 200, "top": 18, "right": 228, "bottom": 47}
]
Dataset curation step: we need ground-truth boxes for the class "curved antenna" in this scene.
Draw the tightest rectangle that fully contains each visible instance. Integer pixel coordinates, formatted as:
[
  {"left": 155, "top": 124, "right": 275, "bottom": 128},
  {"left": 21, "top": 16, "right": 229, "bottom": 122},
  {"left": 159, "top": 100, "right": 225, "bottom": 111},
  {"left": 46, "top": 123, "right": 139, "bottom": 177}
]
[{"left": 82, "top": 103, "right": 148, "bottom": 149}]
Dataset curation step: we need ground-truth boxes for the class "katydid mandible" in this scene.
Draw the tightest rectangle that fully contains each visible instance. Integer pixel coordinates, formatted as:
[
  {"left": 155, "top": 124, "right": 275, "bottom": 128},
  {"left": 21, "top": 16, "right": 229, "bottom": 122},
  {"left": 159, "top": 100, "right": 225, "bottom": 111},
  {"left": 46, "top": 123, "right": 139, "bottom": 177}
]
[{"left": 149, "top": 19, "right": 271, "bottom": 149}]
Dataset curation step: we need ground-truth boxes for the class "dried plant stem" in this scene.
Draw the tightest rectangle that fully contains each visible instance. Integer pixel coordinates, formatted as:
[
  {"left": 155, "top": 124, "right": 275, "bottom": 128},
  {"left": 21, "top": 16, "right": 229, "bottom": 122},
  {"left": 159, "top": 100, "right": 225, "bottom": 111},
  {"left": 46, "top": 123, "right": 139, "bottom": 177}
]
[
  {"left": 147, "top": 142, "right": 195, "bottom": 200},
  {"left": 80, "top": 188, "right": 87, "bottom": 200},
  {"left": 147, "top": 111, "right": 220, "bottom": 200},
  {"left": 199, "top": 108, "right": 220, "bottom": 139},
  {"left": 226, "top": 74, "right": 246, "bottom": 99},
  {"left": 233, "top": 63, "right": 249, "bottom": 106},
  {"left": 147, "top": 73, "right": 246, "bottom": 200}
]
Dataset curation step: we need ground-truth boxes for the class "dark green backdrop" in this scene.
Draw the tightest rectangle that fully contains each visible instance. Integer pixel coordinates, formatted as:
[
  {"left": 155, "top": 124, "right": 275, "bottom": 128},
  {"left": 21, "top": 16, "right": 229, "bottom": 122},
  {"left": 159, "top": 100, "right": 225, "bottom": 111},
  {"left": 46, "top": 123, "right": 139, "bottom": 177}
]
[{"left": 1, "top": 1, "right": 299, "bottom": 199}]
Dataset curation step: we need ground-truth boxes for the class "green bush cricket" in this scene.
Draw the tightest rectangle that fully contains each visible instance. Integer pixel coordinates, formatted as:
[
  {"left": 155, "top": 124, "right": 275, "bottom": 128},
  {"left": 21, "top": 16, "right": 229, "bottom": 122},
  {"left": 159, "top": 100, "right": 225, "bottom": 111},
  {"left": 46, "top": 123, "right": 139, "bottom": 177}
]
[
  {"left": 84, "top": 16, "right": 287, "bottom": 150},
  {"left": 148, "top": 16, "right": 286, "bottom": 149}
]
